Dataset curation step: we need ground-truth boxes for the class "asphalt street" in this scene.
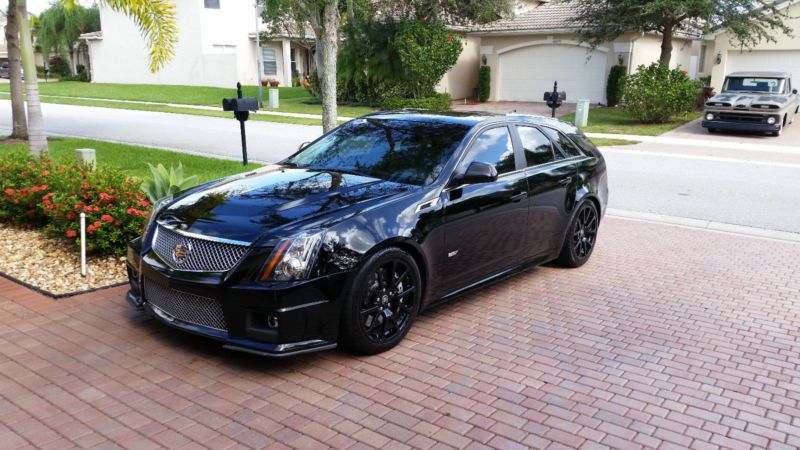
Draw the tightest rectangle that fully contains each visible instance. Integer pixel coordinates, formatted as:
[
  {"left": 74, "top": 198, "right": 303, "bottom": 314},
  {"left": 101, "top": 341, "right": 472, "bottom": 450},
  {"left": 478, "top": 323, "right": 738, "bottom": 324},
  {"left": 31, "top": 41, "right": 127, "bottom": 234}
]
[
  {"left": 0, "top": 101, "right": 317, "bottom": 163},
  {"left": 2, "top": 101, "right": 798, "bottom": 234}
]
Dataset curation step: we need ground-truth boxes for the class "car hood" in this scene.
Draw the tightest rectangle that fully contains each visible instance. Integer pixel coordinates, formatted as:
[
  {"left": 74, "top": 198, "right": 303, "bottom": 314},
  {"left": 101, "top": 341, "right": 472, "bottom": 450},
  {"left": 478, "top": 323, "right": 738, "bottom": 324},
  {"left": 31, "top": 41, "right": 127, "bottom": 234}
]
[
  {"left": 156, "top": 166, "right": 415, "bottom": 244},
  {"left": 708, "top": 93, "right": 789, "bottom": 109}
]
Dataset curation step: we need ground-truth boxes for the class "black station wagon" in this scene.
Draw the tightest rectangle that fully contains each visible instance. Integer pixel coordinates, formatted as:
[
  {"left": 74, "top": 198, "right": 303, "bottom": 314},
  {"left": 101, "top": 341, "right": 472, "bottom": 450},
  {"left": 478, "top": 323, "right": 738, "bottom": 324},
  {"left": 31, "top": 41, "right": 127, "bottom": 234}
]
[{"left": 126, "top": 112, "right": 609, "bottom": 356}]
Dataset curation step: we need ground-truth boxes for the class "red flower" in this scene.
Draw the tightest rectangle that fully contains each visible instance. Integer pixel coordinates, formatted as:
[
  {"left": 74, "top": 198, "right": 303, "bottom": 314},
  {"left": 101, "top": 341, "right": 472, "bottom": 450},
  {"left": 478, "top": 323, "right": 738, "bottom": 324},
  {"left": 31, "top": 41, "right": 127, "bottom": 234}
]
[
  {"left": 66, "top": 212, "right": 76, "bottom": 220},
  {"left": 448, "top": 35, "right": 454, "bottom": 42},
  {"left": 137, "top": 200, "right": 151, "bottom": 207},
  {"left": 101, "top": 214, "right": 114, "bottom": 223},
  {"left": 66, "top": 230, "right": 77, "bottom": 238},
  {"left": 4, "top": 188, "right": 14, "bottom": 195},
  {"left": 41, "top": 170, "right": 49, "bottom": 176},
  {"left": 87, "top": 225, "right": 96, "bottom": 233},
  {"left": 94, "top": 221, "right": 102, "bottom": 227},
  {"left": 40, "top": 185, "right": 47, "bottom": 190},
  {"left": 20, "top": 189, "right": 29, "bottom": 195}
]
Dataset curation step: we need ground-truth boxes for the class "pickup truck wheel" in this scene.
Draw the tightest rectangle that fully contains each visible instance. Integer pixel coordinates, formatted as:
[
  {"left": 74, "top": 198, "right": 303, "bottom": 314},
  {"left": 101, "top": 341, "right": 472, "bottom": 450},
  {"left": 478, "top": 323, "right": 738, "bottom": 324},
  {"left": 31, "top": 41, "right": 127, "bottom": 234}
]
[
  {"left": 772, "top": 126, "right": 783, "bottom": 137},
  {"left": 707, "top": 128, "right": 717, "bottom": 133}
]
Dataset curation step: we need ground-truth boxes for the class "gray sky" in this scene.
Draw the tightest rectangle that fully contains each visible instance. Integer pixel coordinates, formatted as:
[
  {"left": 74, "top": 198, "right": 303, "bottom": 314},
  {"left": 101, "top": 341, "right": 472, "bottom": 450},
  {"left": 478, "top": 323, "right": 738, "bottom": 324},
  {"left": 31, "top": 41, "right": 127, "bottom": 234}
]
[{"left": 28, "top": 0, "right": 95, "bottom": 15}]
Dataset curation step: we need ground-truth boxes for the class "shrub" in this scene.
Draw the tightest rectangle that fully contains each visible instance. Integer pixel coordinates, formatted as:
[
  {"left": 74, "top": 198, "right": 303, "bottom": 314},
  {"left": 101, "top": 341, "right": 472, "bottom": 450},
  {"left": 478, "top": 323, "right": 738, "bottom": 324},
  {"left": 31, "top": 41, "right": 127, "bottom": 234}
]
[
  {"left": 382, "top": 93, "right": 452, "bottom": 111},
  {"left": 606, "top": 65, "right": 627, "bottom": 107},
  {"left": 477, "top": 66, "right": 491, "bottom": 102},
  {"left": 0, "top": 151, "right": 151, "bottom": 256},
  {"left": 306, "top": 69, "right": 321, "bottom": 98},
  {"left": 48, "top": 55, "right": 71, "bottom": 78},
  {"left": 625, "top": 63, "right": 699, "bottom": 123},
  {"left": 394, "top": 20, "right": 463, "bottom": 99},
  {"left": 140, "top": 163, "right": 199, "bottom": 204}
]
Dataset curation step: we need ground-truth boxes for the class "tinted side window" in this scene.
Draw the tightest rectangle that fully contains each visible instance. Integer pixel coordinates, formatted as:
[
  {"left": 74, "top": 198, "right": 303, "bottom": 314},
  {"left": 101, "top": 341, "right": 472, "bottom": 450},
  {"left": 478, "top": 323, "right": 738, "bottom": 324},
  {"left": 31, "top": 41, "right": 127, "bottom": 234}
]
[
  {"left": 517, "top": 126, "right": 555, "bottom": 167},
  {"left": 542, "top": 128, "right": 583, "bottom": 158},
  {"left": 467, "top": 127, "right": 516, "bottom": 175}
]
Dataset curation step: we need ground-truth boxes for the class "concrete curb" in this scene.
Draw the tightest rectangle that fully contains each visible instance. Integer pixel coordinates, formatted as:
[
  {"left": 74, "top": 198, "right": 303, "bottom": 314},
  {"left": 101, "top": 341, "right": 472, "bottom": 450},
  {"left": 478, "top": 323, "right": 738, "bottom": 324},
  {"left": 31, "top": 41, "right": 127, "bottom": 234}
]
[{"left": 607, "top": 208, "right": 800, "bottom": 244}]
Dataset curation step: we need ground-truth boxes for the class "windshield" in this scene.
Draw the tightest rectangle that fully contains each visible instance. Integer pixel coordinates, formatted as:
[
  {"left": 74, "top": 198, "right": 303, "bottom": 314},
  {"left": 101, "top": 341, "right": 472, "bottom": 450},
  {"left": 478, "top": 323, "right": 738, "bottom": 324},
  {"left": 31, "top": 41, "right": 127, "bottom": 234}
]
[
  {"left": 285, "top": 118, "right": 471, "bottom": 185},
  {"left": 723, "top": 77, "right": 786, "bottom": 94}
]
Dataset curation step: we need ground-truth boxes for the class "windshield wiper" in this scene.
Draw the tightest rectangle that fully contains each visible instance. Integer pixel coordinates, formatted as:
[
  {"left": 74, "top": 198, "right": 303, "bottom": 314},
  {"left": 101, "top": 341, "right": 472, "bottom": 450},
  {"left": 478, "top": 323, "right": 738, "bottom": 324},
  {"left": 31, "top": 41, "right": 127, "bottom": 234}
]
[{"left": 307, "top": 167, "right": 371, "bottom": 178}]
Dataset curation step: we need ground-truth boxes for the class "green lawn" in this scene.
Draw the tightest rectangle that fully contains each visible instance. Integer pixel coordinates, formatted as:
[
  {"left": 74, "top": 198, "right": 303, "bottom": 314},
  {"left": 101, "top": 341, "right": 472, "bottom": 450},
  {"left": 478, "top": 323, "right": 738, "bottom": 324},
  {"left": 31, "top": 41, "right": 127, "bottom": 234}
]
[
  {"left": 0, "top": 137, "right": 260, "bottom": 183},
  {"left": 561, "top": 108, "right": 702, "bottom": 136},
  {"left": 590, "top": 137, "right": 640, "bottom": 147},
  {"left": 0, "top": 82, "right": 376, "bottom": 118}
]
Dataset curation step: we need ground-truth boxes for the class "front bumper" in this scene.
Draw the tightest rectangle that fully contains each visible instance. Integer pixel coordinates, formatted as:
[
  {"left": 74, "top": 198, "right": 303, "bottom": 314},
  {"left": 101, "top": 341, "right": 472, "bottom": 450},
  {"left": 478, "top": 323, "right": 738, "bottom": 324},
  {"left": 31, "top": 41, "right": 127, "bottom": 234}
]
[
  {"left": 126, "top": 237, "right": 347, "bottom": 357},
  {"left": 701, "top": 119, "right": 781, "bottom": 132}
]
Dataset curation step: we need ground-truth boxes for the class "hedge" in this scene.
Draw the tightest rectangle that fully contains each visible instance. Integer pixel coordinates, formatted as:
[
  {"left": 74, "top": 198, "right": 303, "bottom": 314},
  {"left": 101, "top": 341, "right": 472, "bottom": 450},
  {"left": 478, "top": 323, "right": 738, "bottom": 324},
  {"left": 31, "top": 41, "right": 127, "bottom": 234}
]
[{"left": 381, "top": 93, "right": 452, "bottom": 111}]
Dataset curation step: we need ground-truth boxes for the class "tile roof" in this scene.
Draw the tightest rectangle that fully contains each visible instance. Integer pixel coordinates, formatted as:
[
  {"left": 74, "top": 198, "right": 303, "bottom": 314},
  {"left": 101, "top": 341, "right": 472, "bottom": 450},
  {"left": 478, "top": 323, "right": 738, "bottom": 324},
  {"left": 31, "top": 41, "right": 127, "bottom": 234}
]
[{"left": 470, "top": 2, "right": 578, "bottom": 33}]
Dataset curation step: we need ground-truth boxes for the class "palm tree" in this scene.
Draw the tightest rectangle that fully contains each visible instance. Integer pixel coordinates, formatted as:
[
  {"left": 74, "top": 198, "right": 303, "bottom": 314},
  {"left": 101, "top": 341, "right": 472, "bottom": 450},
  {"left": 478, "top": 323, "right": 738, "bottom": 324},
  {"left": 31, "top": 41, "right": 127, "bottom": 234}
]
[
  {"left": 5, "top": 0, "right": 27, "bottom": 139},
  {"left": 13, "top": 0, "right": 178, "bottom": 155}
]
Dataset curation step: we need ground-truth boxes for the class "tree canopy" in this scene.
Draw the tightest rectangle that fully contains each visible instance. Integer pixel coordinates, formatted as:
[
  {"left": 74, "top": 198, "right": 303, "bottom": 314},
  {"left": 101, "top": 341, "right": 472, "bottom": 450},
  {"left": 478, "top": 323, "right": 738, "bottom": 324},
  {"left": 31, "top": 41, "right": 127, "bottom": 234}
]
[
  {"left": 36, "top": 3, "right": 100, "bottom": 73},
  {"left": 567, "top": 0, "right": 793, "bottom": 66}
]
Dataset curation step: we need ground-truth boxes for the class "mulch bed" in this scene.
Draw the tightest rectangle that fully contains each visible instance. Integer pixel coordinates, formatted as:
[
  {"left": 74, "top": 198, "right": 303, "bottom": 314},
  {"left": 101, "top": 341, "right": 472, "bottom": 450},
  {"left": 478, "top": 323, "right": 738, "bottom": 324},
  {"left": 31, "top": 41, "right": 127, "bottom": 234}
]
[{"left": 0, "top": 224, "right": 127, "bottom": 297}]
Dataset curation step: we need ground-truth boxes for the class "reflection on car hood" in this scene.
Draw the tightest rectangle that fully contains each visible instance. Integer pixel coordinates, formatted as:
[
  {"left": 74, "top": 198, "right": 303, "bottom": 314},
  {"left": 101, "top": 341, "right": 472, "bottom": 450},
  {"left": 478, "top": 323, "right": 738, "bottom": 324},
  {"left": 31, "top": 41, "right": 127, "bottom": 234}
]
[
  {"left": 157, "top": 166, "right": 414, "bottom": 243},
  {"left": 710, "top": 93, "right": 789, "bottom": 107}
]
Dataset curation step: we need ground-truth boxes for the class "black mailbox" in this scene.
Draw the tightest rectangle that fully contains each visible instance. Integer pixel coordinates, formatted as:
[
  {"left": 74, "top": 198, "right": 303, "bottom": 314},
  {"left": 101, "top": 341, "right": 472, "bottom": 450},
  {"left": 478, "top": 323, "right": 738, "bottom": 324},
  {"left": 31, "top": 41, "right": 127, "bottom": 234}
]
[
  {"left": 222, "top": 97, "right": 259, "bottom": 112},
  {"left": 544, "top": 82, "right": 567, "bottom": 117}
]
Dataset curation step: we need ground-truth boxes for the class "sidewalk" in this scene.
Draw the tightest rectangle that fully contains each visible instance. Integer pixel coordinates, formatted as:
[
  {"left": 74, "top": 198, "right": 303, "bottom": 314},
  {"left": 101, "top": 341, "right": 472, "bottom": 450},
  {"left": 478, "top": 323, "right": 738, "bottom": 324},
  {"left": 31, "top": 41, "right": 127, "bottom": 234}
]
[{"left": 585, "top": 131, "right": 800, "bottom": 155}]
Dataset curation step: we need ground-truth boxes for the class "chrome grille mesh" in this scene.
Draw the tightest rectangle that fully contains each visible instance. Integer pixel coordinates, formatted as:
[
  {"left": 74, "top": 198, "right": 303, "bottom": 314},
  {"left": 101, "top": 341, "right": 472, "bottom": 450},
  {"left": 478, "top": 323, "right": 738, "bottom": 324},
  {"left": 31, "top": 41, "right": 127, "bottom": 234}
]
[
  {"left": 144, "top": 279, "right": 228, "bottom": 332},
  {"left": 152, "top": 225, "right": 250, "bottom": 272}
]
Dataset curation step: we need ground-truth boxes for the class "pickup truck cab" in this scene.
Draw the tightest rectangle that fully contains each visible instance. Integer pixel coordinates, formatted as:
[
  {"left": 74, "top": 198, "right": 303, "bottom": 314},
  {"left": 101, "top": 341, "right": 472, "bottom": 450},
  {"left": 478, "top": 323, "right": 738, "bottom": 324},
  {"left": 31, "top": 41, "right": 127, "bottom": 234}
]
[{"left": 702, "top": 71, "right": 800, "bottom": 137}]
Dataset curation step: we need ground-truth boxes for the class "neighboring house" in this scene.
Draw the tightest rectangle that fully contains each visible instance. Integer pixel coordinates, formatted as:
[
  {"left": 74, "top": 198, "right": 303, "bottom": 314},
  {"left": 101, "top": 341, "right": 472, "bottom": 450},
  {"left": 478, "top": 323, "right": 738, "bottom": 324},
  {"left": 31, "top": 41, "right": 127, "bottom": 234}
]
[
  {"left": 80, "top": 0, "right": 314, "bottom": 88},
  {"left": 440, "top": 0, "right": 709, "bottom": 103},
  {"left": 0, "top": 16, "right": 8, "bottom": 64},
  {"left": 709, "top": 0, "right": 800, "bottom": 92}
]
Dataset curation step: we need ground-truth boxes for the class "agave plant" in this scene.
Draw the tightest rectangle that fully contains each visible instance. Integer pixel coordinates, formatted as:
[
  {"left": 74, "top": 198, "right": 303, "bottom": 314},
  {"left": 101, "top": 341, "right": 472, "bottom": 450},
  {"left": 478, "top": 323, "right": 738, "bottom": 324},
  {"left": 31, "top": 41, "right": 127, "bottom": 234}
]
[{"left": 140, "top": 163, "right": 200, "bottom": 203}]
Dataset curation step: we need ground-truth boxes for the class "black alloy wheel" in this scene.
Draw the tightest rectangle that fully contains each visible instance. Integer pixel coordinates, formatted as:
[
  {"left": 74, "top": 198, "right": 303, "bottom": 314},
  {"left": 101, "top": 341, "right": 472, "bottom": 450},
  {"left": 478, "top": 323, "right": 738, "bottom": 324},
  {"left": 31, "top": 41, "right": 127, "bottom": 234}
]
[
  {"left": 341, "top": 248, "right": 421, "bottom": 354},
  {"left": 556, "top": 201, "right": 599, "bottom": 268}
]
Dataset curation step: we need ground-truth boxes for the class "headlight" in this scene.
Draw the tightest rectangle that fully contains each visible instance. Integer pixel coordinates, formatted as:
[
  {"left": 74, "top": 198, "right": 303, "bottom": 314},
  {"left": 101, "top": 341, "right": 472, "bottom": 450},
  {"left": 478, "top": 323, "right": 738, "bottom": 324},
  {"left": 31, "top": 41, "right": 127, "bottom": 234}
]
[
  {"left": 705, "top": 113, "right": 715, "bottom": 121},
  {"left": 767, "top": 116, "right": 777, "bottom": 125},
  {"left": 261, "top": 231, "right": 323, "bottom": 281},
  {"left": 143, "top": 194, "right": 173, "bottom": 235}
]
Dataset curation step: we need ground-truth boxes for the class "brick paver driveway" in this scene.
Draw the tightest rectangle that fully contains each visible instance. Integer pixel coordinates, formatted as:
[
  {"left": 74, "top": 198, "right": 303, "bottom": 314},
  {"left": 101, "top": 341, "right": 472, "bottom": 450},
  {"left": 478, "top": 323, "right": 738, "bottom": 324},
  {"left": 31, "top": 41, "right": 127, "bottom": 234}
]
[{"left": 1, "top": 218, "right": 799, "bottom": 450}]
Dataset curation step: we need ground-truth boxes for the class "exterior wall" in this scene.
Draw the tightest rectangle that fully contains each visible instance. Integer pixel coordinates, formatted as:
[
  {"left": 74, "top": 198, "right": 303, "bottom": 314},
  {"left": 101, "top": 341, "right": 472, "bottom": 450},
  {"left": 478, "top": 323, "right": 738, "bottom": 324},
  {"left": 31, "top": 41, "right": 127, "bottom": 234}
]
[
  {"left": 710, "top": 1, "right": 800, "bottom": 92},
  {"left": 625, "top": 33, "right": 696, "bottom": 73},
  {"left": 87, "top": 0, "right": 270, "bottom": 87},
  {"left": 437, "top": 35, "right": 481, "bottom": 100}
]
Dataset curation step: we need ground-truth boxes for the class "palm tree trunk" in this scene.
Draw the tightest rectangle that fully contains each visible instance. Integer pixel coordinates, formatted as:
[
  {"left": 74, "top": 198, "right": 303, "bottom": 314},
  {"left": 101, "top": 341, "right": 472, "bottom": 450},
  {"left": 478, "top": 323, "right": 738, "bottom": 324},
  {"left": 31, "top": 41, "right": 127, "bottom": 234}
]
[
  {"left": 15, "top": 0, "right": 48, "bottom": 155},
  {"left": 5, "top": 0, "right": 28, "bottom": 139},
  {"left": 319, "top": 0, "right": 339, "bottom": 133}
]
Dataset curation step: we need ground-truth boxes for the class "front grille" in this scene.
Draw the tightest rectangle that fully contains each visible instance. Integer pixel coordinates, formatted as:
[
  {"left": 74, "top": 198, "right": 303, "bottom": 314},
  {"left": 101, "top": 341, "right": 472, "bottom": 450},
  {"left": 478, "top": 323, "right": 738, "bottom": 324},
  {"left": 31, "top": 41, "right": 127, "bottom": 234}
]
[
  {"left": 718, "top": 112, "right": 767, "bottom": 124},
  {"left": 152, "top": 225, "right": 250, "bottom": 272},
  {"left": 144, "top": 278, "right": 228, "bottom": 332}
]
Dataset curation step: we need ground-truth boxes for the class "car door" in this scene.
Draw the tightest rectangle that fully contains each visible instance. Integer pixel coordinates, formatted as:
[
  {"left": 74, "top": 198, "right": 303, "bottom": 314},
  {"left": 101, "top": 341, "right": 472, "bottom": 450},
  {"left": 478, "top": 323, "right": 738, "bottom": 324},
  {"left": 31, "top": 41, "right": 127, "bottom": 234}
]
[
  {"left": 516, "top": 125, "right": 580, "bottom": 259},
  {"left": 441, "top": 125, "right": 529, "bottom": 292}
]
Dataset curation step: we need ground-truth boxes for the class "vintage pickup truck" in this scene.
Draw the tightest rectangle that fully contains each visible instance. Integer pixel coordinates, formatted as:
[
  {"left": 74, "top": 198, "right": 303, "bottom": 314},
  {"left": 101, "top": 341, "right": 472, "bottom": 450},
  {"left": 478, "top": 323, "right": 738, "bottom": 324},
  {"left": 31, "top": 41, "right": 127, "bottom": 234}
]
[{"left": 702, "top": 71, "right": 800, "bottom": 137}]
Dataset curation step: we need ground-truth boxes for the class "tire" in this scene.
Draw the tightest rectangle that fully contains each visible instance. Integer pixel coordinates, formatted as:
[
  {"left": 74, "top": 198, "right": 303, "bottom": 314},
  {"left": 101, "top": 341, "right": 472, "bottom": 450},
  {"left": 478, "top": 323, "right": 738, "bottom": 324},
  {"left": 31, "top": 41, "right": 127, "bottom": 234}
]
[
  {"left": 772, "top": 126, "right": 782, "bottom": 137},
  {"left": 707, "top": 128, "right": 717, "bottom": 133},
  {"left": 555, "top": 201, "right": 600, "bottom": 268},
  {"left": 340, "top": 247, "right": 422, "bottom": 355}
]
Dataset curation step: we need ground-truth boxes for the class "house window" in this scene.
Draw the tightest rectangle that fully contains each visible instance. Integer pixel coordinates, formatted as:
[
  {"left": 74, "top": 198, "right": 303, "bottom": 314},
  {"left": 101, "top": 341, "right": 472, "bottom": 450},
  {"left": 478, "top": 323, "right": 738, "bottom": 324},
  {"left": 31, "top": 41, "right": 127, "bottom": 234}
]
[
  {"left": 204, "top": 0, "right": 220, "bottom": 9},
  {"left": 262, "top": 47, "right": 277, "bottom": 76},
  {"left": 699, "top": 45, "right": 707, "bottom": 73}
]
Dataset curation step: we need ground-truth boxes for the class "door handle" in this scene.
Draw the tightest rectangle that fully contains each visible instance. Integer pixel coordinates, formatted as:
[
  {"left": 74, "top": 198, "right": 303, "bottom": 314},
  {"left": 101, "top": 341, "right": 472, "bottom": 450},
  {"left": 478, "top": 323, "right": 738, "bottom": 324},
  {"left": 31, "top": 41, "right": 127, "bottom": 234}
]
[
  {"left": 511, "top": 192, "right": 528, "bottom": 203},
  {"left": 559, "top": 176, "right": 574, "bottom": 186}
]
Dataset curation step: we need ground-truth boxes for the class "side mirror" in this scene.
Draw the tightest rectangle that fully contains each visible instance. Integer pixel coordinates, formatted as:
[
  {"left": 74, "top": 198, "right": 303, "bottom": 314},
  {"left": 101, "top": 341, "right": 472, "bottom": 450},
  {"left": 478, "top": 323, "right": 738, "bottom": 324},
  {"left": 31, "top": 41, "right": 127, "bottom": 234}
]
[
  {"left": 298, "top": 142, "right": 311, "bottom": 151},
  {"left": 456, "top": 162, "right": 498, "bottom": 185},
  {"left": 793, "top": 89, "right": 798, "bottom": 95}
]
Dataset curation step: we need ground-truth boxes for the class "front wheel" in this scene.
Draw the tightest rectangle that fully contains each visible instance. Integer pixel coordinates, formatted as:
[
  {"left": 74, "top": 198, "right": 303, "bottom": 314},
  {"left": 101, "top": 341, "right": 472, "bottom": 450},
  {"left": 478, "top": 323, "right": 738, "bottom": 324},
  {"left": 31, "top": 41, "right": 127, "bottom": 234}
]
[
  {"left": 772, "top": 126, "right": 783, "bottom": 137},
  {"left": 555, "top": 201, "right": 600, "bottom": 268},
  {"left": 340, "top": 248, "right": 422, "bottom": 355}
]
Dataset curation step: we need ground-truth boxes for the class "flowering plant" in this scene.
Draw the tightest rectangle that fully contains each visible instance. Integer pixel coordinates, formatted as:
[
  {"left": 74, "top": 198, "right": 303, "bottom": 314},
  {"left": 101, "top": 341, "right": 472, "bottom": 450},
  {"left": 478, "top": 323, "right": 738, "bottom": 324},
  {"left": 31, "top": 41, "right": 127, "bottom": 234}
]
[{"left": 0, "top": 151, "right": 152, "bottom": 256}]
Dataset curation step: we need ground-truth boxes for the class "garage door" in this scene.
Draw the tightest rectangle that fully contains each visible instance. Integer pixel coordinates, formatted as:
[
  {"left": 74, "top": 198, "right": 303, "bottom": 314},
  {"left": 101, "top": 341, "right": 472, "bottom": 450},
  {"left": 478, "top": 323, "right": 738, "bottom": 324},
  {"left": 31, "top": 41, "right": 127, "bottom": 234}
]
[
  {"left": 498, "top": 44, "right": 607, "bottom": 103},
  {"left": 726, "top": 50, "right": 800, "bottom": 79}
]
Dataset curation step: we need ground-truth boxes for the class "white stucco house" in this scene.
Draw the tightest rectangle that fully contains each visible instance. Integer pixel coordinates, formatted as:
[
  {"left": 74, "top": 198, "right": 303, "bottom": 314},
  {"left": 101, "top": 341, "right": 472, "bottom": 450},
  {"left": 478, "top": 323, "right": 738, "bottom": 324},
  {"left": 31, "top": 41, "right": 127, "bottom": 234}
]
[
  {"left": 80, "top": 0, "right": 314, "bottom": 88},
  {"left": 438, "top": 1, "right": 711, "bottom": 103},
  {"left": 708, "top": 0, "right": 800, "bottom": 93}
]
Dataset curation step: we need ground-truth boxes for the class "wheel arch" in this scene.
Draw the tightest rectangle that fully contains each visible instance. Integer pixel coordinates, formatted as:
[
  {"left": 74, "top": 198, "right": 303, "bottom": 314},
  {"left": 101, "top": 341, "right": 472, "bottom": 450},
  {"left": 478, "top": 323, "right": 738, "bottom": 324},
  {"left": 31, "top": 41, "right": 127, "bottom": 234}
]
[{"left": 352, "top": 237, "right": 430, "bottom": 303}]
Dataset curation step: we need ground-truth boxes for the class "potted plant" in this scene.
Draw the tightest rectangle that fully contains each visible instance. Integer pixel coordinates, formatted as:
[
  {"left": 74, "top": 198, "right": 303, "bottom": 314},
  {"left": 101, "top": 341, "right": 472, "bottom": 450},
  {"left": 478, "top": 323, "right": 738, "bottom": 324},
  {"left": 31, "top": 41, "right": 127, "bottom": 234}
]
[
  {"left": 269, "top": 80, "right": 280, "bottom": 88},
  {"left": 260, "top": 79, "right": 270, "bottom": 87}
]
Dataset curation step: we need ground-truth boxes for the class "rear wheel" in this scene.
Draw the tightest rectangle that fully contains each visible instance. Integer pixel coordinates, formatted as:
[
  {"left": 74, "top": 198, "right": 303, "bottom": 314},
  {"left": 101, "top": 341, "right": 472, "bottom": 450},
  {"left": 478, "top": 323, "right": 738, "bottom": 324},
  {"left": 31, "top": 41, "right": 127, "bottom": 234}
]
[
  {"left": 556, "top": 201, "right": 600, "bottom": 268},
  {"left": 340, "top": 248, "right": 421, "bottom": 355},
  {"left": 707, "top": 127, "right": 717, "bottom": 133}
]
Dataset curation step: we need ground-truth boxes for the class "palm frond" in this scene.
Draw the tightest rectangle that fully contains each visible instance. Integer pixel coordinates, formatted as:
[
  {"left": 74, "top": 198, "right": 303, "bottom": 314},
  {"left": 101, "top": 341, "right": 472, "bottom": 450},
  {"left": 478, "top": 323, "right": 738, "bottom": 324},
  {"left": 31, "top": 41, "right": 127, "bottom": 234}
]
[{"left": 99, "top": 0, "right": 178, "bottom": 72}]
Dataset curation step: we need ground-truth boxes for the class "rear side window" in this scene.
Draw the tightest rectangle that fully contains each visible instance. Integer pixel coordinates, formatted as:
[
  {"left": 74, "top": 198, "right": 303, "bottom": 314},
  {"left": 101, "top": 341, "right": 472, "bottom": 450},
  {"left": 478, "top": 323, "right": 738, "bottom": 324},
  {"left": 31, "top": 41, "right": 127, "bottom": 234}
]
[
  {"left": 517, "top": 126, "right": 555, "bottom": 167},
  {"left": 542, "top": 127, "right": 583, "bottom": 158},
  {"left": 466, "top": 127, "right": 516, "bottom": 175}
]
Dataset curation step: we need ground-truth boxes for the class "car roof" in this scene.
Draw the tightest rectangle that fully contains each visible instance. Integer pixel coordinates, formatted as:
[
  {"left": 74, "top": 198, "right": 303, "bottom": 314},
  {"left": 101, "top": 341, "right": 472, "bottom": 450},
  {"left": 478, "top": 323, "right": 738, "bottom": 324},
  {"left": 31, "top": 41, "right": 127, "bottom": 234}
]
[
  {"left": 727, "top": 71, "right": 791, "bottom": 78},
  {"left": 362, "top": 110, "right": 580, "bottom": 134}
]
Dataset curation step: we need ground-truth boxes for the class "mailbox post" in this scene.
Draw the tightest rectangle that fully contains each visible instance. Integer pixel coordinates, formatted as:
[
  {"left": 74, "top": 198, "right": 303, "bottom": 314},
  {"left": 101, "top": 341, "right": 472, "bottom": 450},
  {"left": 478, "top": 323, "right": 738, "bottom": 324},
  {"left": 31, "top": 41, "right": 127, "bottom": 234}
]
[
  {"left": 543, "top": 81, "right": 567, "bottom": 118},
  {"left": 222, "top": 82, "right": 259, "bottom": 166}
]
